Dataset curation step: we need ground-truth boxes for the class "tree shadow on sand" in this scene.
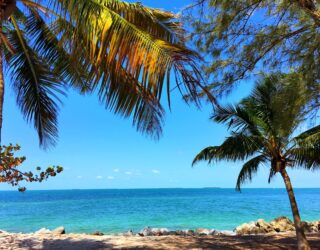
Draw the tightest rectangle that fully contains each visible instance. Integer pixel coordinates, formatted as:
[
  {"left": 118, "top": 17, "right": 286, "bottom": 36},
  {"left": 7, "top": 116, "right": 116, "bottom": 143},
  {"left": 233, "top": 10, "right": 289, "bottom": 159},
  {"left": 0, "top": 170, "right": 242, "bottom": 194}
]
[
  {"left": 15, "top": 233, "right": 320, "bottom": 250},
  {"left": 17, "top": 237, "right": 113, "bottom": 250}
]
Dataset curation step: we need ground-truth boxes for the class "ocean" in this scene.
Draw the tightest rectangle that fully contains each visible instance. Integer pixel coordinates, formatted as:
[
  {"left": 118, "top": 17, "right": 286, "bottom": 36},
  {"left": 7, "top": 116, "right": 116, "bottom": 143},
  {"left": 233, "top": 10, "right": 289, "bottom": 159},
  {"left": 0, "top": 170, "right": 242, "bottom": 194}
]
[{"left": 0, "top": 188, "right": 319, "bottom": 234}]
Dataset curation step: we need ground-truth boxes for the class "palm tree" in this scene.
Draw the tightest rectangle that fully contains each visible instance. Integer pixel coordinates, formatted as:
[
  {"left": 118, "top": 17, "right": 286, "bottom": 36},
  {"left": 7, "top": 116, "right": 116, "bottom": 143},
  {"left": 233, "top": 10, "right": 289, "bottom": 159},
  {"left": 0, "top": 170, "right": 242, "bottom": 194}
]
[
  {"left": 192, "top": 74, "right": 320, "bottom": 250},
  {"left": 0, "top": 0, "right": 209, "bottom": 148}
]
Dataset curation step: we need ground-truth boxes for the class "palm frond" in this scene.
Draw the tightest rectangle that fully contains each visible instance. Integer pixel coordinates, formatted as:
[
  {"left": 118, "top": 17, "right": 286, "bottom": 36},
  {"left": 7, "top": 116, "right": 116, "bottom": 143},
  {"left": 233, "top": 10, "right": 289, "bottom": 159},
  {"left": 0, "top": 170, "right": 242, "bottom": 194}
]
[
  {"left": 192, "top": 146, "right": 219, "bottom": 166},
  {"left": 217, "top": 132, "right": 263, "bottom": 161},
  {"left": 50, "top": 0, "right": 208, "bottom": 137},
  {"left": 288, "top": 145, "right": 320, "bottom": 170},
  {"left": 212, "top": 104, "right": 263, "bottom": 139},
  {"left": 236, "top": 155, "right": 266, "bottom": 191},
  {"left": 97, "top": 63, "right": 165, "bottom": 138},
  {"left": 292, "top": 125, "right": 320, "bottom": 147},
  {"left": 268, "top": 168, "right": 276, "bottom": 183},
  {"left": 24, "top": 7, "right": 90, "bottom": 91},
  {"left": 192, "top": 132, "right": 263, "bottom": 166},
  {"left": 6, "top": 15, "right": 65, "bottom": 148}
]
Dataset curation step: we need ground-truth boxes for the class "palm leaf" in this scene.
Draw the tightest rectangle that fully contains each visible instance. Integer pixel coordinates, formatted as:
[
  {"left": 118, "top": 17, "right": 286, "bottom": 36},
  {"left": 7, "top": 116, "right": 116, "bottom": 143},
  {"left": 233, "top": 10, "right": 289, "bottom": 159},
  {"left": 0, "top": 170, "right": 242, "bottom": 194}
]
[
  {"left": 192, "top": 146, "right": 219, "bottom": 166},
  {"left": 236, "top": 155, "right": 266, "bottom": 191},
  {"left": 24, "top": 7, "right": 91, "bottom": 92},
  {"left": 37, "top": 0, "right": 210, "bottom": 137},
  {"left": 192, "top": 132, "right": 262, "bottom": 166},
  {"left": 212, "top": 104, "right": 263, "bottom": 140},
  {"left": 289, "top": 145, "right": 320, "bottom": 170},
  {"left": 5, "top": 15, "right": 65, "bottom": 148},
  {"left": 292, "top": 125, "right": 320, "bottom": 147}
]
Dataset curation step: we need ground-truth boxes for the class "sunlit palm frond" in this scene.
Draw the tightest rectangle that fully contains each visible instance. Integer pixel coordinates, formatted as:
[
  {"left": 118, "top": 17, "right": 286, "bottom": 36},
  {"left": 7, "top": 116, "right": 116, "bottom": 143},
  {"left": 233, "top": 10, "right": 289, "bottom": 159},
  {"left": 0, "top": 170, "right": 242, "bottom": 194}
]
[
  {"left": 48, "top": 0, "right": 183, "bottom": 42},
  {"left": 30, "top": 0, "right": 208, "bottom": 138},
  {"left": 1, "top": 0, "right": 208, "bottom": 145},
  {"left": 236, "top": 155, "right": 266, "bottom": 191},
  {"left": 54, "top": 0, "right": 205, "bottom": 98}
]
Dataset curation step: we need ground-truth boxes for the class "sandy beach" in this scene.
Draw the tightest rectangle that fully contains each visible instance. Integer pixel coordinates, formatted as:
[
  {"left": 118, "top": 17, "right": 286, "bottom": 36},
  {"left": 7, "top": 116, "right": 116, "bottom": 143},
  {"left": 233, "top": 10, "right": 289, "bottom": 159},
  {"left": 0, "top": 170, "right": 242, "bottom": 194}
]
[{"left": 1, "top": 231, "right": 320, "bottom": 250}]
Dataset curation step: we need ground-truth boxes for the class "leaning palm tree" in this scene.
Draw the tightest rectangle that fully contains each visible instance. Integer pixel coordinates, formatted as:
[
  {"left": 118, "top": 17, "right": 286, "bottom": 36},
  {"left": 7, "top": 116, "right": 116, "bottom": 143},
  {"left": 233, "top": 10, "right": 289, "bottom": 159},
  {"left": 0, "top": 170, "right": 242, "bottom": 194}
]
[
  {"left": 0, "top": 0, "right": 208, "bottom": 148},
  {"left": 192, "top": 74, "right": 319, "bottom": 250}
]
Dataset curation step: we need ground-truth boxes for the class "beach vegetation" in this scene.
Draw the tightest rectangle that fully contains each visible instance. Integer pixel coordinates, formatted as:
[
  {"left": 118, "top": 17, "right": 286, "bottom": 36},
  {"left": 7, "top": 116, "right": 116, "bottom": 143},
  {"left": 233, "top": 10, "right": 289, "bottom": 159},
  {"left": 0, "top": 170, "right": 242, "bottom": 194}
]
[
  {"left": 0, "top": 144, "right": 63, "bottom": 191},
  {"left": 185, "top": 0, "right": 320, "bottom": 106}
]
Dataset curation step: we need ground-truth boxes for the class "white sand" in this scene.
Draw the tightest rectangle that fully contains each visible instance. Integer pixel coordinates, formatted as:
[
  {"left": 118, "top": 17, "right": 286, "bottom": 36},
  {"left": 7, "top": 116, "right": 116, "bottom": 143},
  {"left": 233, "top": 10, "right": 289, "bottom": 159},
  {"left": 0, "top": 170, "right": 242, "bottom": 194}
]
[{"left": 0, "top": 230, "right": 319, "bottom": 250}]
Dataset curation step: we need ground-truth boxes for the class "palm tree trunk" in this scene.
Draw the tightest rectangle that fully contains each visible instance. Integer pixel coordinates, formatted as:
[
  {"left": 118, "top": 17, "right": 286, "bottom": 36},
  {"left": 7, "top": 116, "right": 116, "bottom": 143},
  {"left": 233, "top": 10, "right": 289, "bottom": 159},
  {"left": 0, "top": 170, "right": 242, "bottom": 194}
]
[
  {"left": 280, "top": 168, "right": 310, "bottom": 250},
  {"left": 0, "top": 24, "right": 3, "bottom": 146}
]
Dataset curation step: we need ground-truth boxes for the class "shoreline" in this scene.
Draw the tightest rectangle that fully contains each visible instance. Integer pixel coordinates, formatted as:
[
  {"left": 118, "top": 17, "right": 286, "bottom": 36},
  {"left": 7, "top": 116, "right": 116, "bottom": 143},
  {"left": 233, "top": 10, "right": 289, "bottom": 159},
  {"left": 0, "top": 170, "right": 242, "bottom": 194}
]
[
  {"left": 1, "top": 217, "right": 319, "bottom": 249},
  {"left": 3, "top": 216, "right": 319, "bottom": 237},
  {"left": 1, "top": 216, "right": 319, "bottom": 235}
]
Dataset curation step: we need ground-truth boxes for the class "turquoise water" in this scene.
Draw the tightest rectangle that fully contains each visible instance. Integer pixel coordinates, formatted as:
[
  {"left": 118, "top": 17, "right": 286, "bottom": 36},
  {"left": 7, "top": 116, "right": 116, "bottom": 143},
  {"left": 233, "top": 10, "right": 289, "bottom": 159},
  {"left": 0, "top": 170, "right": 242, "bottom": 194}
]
[{"left": 0, "top": 188, "right": 319, "bottom": 233}]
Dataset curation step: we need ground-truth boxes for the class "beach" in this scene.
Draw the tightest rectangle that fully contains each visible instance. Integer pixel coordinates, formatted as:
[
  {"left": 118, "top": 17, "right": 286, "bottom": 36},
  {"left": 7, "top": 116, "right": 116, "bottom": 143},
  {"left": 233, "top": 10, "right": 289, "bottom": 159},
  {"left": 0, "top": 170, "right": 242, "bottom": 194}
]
[
  {"left": 1, "top": 231, "right": 320, "bottom": 250},
  {"left": 1, "top": 216, "right": 320, "bottom": 250},
  {"left": 1, "top": 189, "right": 319, "bottom": 249}
]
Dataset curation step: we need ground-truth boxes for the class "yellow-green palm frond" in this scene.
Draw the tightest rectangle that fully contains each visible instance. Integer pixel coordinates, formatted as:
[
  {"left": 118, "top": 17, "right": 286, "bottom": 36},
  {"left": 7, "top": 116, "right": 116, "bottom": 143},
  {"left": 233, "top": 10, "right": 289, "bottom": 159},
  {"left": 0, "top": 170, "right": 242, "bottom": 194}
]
[
  {"left": 49, "top": 0, "right": 208, "bottom": 136},
  {"left": 3, "top": 0, "right": 209, "bottom": 145}
]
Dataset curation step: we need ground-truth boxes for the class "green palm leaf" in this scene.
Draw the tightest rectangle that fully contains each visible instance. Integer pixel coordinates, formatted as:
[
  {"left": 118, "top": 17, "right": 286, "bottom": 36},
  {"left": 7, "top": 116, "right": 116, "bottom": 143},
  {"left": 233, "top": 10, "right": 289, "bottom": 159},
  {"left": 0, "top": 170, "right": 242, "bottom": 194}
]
[
  {"left": 236, "top": 155, "right": 266, "bottom": 191},
  {"left": 5, "top": 15, "right": 65, "bottom": 148},
  {"left": 192, "top": 133, "right": 262, "bottom": 166},
  {"left": 289, "top": 145, "right": 320, "bottom": 170},
  {"left": 292, "top": 125, "right": 320, "bottom": 147}
]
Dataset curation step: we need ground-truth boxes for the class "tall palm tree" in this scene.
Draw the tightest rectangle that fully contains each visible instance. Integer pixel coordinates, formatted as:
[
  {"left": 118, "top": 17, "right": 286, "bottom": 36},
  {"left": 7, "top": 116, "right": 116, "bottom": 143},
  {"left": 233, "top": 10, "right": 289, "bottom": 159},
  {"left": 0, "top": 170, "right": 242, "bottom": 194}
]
[
  {"left": 0, "top": 0, "right": 209, "bottom": 148},
  {"left": 192, "top": 74, "right": 320, "bottom": 250}
]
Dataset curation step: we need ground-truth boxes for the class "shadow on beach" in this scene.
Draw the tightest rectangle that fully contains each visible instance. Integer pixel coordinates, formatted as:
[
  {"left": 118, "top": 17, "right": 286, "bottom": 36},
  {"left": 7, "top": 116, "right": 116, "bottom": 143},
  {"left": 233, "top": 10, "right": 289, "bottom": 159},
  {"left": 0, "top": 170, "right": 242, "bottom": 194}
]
[
  {"left": 14, "top": 233, "right": 320, "bottom": 250},
  {"left": 16, "top": 237, "right": 113, "bottom": 250}
]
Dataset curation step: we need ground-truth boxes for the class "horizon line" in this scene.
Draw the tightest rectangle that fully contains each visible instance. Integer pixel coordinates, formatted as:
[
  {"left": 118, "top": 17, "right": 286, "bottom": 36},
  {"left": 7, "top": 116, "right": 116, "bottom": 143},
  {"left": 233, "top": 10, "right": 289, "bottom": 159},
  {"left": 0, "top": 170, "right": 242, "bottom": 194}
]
[{"left": 1, "top": 187, "right": 320, "bottom": 192}]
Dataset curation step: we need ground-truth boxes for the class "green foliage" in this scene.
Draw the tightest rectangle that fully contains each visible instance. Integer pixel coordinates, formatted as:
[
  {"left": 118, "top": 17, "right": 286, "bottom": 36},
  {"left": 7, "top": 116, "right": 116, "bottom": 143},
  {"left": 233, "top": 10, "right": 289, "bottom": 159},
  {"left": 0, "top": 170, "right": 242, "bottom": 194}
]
[
  {"left": 0, "top": 144, "right": 63, "bottom": 191},
  {"left": 185, "top": 0, "right": 320, "bottom": 98},
  {"left": 192, "top": 73, "right": 320, "bottom": 190},
  {"left": 1, "top": 0, "right": 210, "bottom": 148}
]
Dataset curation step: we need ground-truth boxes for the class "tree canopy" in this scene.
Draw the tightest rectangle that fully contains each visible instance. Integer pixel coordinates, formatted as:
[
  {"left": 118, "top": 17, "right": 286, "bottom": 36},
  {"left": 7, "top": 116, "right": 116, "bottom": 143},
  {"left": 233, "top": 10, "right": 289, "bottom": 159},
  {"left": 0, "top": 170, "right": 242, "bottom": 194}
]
[{"left": 185, "top": 0, "right": 320, "bottom": 99}]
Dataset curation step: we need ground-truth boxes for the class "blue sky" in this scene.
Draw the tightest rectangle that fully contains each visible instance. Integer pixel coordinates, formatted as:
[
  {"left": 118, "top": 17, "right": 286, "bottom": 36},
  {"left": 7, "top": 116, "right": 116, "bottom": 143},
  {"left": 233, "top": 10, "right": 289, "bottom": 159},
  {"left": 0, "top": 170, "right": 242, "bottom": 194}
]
[{"left": 1, "top": 0, "right": 320, "bottom": 190}]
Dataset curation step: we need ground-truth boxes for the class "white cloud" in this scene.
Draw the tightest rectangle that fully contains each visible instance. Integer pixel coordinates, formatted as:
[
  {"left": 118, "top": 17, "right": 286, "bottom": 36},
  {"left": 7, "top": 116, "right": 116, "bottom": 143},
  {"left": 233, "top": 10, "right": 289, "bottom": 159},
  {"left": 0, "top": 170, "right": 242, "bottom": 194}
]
[
  {"left": 113, "top": 168, "right": 120, "bottom": 173},
  {"left": 169, "top": 179, "right": 179, "bottom": 183},
  {"left": 77, "top": 176, "right": 82, "bottom": 179},
  {"left": 96, "top": 176, "right": 103, "bottom": 179},
  {"left": 125, "top": 171, "right": 132, "bottom": 175},
  {"left": 107, "top": 176, "right": 115, "bottom": 180},
  {"left": 152, "top": 169, "right": 160, "bottom": 174}
]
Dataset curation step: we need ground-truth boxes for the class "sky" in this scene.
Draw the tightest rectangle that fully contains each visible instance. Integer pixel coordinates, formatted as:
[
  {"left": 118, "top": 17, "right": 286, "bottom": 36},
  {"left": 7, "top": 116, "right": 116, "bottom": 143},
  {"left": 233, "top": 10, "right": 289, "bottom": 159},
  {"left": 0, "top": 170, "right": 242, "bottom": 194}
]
[{"left": 1, "top": 0, "right": 320, "bottom": 190}]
